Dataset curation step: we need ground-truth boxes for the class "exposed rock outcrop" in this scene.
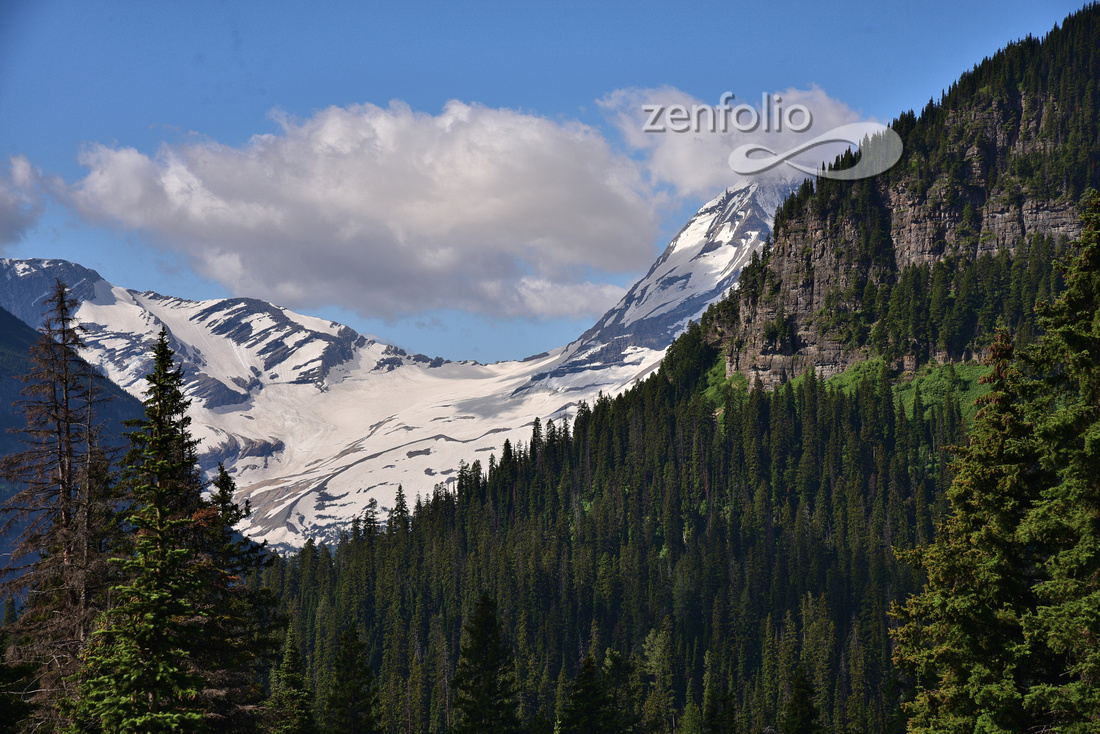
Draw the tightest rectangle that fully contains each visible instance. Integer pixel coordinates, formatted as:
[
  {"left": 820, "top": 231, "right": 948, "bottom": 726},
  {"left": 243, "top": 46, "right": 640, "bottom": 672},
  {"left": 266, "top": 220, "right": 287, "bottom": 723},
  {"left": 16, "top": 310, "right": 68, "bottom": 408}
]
[{"left": 714, "top": 86, "right": 1091, "bottom": 388}]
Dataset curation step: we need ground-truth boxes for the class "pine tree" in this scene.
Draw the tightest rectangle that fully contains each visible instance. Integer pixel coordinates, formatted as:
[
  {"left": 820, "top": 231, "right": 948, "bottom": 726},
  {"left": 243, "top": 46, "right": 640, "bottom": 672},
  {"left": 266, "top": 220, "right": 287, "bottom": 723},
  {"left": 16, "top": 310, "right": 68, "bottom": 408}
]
[
  {"left": 558, "top": 654, "right": 615, "bottom": 734},
  {"left": 0, "top": 279, "right": 117, "bottom": 725},
  {"left": 192, "top": 464, "right": 281, "bottom": 731},
  {"left": 389, "top": 484, "right": 410, "bottom": 536},
  {"left": 322, "top": 625, "right": 383, "bottom": 734},
  {"left": 65, "top": 330, "right": 209, "bottom": 732},
  {"left": 267, "top": 626, "right": 317, "bottom": 734},
  {"left": 601, "top": 649, "right": 643, "bottom": 734},
  {"left": 641, "top": 617, "right": 675, "bottom": 734},
  {"left": 780, "top": 667, "right": 824, "bottom": 734},
  {"left": 1019, "top": 189, "right": 1100, "bottom": 730},
  {"left": 450, "top": 592, "right": 521, "bottom": 734}
]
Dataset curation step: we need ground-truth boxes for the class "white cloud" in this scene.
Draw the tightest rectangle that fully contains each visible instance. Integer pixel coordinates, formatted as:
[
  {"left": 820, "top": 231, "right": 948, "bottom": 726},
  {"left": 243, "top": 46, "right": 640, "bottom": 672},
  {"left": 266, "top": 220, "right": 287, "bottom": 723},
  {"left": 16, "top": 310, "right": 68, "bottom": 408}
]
[
  {"left": 0, "top": 156, "right": 44, "bottom": 250},
  {"left": 69, "top": 101, "right": 658, "bottom": 320},
  {"left": 599, "top": 85, "right": 868, "bottom": 198},
  {"left": 65, "top": 88, "right": 872, "bottom": 321}
]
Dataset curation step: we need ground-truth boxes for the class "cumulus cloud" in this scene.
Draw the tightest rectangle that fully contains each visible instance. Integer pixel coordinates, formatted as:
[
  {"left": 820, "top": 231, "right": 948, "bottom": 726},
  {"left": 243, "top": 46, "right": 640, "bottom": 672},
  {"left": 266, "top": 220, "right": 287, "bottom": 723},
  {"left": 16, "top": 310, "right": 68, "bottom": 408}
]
[
  {"left": 599, "top": 85, "right": 869, "bottom": 198},
  {"left": 0, "top": 156, "right": 44, "bottom": 250},
  {"left": 69, "top": 101, "right": 657, "bottom": 320},
  {"left": 65, "top": 88, "right": 875, "bottom": 321}
]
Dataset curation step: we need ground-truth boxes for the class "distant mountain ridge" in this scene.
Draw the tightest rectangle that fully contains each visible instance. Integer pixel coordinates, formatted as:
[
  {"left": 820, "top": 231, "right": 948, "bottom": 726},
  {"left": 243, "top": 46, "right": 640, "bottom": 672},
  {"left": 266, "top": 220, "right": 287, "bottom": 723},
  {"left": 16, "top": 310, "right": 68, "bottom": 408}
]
[
  {"left": 0, "top": 304, "right": 145, "bottom": 566},
  {"left": 0, "top": 177, "right": 792, "bottom": 548}
]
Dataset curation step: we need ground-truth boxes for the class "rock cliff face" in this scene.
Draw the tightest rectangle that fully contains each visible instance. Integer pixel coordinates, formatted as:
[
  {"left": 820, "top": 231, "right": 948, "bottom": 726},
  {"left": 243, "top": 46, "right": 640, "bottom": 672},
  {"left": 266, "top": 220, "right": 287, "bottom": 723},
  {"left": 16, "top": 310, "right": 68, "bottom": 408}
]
[
  {"left": 715, "top": 91, "right": 1089, "bottom": 388},
  {"left": 721, "top": 212, "right": 863, "bottom": 386},
  {"left": 886, "top": 188, "right": 1081, "bottom": 269}
]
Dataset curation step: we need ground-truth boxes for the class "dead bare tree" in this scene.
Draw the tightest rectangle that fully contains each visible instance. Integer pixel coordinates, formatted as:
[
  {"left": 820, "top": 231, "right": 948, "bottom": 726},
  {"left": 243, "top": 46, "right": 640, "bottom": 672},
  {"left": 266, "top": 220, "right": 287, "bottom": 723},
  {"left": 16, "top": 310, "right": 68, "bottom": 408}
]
[{"left": 0, "top": 278, "right": 118, "bottom": 729}]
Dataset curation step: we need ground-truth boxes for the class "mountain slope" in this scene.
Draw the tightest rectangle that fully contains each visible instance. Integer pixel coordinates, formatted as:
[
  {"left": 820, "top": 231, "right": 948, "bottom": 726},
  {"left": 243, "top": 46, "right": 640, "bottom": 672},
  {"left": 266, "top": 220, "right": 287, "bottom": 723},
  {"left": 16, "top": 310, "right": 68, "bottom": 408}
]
[
  {"left": 0, "top": 303, "right": 144, "bottom": 458},
  {"left": 522, "top": 178, "right": 790, "bottom": 394},
  {"left": 710, "top": 7, "right": 1099, "bottom": 386},
  {"left": 0, "top": 303, "right": 145, "bottom": 565},
  {"left": 0, "top": 306, "right": 42, "bottom": 455},
  {"left": 0, "top": 178, "right": 790, "bottom": 548}
]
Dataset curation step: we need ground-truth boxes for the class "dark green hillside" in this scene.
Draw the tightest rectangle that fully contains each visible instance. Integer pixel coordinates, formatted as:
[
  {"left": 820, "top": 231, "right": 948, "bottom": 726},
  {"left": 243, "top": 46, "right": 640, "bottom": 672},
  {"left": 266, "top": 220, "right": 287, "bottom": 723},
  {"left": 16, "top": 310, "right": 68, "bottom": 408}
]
[
  {"left": 713, "top": 4, "right": 1099, "bottom": 388},
  {"left": 0, "top": 307, "right": 42, "bottom": 455},
  {"left": 0, "top": 304, "right": 144, "bottom": 572},
  {"left": 262, "top": 7, "right": 1100, "bottom": 733},
  {"left": 266, "top": 323, "right": 965, "bottom": 733}
]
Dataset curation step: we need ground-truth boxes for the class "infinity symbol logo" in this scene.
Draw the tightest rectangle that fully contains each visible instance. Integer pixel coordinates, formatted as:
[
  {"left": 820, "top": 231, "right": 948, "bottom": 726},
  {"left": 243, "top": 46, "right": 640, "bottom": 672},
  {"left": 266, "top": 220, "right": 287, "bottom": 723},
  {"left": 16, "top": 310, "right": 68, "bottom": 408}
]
[{"left": 728, "top": 122, "right": 903, "bottom": 180}]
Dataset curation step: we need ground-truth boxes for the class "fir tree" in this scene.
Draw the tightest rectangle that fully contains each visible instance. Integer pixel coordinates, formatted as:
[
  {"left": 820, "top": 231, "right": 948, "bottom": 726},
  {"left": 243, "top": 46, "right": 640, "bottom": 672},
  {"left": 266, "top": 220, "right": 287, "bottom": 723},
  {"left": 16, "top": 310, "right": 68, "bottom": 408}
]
[
  {"left": 558, "top": 654, "right": 615, "bottom": 734},
  {"left": 267, "top": 626, "right": 317, "bottom": 734},
  {"left": 450, "top": 592, "right": 521, "bottom": 734},
  {"left": 323, "top": 625, "right": 383, "bottom": 734}
]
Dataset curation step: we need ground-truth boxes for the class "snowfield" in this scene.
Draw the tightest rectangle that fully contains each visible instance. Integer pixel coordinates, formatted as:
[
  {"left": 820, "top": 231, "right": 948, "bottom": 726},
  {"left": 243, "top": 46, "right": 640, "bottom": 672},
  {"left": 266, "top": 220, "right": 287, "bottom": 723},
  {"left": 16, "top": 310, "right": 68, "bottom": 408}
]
[{"left": 0, "top": 177, "right": 792, "bottom": 549}]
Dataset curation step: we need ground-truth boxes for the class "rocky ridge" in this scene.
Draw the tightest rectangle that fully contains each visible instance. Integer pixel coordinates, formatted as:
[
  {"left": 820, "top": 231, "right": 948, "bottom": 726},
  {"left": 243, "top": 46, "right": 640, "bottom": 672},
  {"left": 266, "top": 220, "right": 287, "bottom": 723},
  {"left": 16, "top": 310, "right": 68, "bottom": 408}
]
[{"left": 715, "top": 83, "right": 1091, "bottom": 388}]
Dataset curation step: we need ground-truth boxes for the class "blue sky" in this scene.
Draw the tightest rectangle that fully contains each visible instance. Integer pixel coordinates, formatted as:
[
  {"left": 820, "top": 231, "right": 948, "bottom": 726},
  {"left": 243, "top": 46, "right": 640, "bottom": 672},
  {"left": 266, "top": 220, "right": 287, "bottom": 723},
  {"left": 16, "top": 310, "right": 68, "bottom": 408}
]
[{"left": 0, "top": 0, "right": 1087, "bottom": 362}]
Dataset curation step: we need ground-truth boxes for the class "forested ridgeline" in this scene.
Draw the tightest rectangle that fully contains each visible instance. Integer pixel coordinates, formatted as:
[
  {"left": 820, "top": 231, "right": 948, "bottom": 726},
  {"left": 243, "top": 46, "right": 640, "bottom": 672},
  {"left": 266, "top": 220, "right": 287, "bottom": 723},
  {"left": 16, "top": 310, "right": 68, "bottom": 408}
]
[
  {"left": 265, "top": 321, "right": 968, "bottom": 733},
  {"left": 267, "top": 192, "right": 1099, "bottom": 734},
  {"left": 712, "top": 5, "right": 1099, "bottom": 388},
  {"left": 773, "top": 0, "right": 1100, "bottom": 233},
  {"left": 777, "top": 0, "right": 1100, "bottom": 228}
]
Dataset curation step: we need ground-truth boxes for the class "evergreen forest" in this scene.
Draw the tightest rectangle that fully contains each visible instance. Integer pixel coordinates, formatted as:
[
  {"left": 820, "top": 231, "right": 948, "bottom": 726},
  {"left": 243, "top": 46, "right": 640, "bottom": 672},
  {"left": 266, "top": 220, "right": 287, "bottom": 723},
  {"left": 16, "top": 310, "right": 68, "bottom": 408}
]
[{"left": 1, "top": 5, "right": 1099, "bottom": 733}]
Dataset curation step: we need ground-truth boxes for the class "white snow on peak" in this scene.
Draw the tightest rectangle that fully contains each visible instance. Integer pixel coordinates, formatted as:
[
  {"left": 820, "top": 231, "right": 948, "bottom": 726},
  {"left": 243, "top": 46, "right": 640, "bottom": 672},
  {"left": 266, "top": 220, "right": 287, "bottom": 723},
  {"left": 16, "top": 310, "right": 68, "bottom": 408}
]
[
  {"left": 0, "top": 177, "right": 796, "bottom": 549},
  {"left": 531, "top": 177, "right": 797, "bottom": 390}
]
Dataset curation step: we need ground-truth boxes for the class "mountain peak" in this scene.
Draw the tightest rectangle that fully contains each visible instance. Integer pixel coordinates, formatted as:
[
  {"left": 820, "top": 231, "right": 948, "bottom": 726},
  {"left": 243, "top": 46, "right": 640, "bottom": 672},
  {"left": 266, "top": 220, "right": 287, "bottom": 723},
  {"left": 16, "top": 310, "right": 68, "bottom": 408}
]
[
  {"left": 518, "top": 177, "right": 797, "bottom": 394},
  {"left": 0, "top": 178, "right": 793, "bottom": 549}
]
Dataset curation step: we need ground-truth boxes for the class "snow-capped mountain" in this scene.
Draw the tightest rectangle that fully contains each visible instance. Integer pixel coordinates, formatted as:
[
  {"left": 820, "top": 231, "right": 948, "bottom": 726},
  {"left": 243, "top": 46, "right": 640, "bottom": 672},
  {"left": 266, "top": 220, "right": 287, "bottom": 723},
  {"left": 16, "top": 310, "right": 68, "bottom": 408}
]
[
  {"left": 0, "top": 177, "right": 792, "bottom": 549},
  {"left": 522, "top": 177, "right": 791, "bottom": 393}
]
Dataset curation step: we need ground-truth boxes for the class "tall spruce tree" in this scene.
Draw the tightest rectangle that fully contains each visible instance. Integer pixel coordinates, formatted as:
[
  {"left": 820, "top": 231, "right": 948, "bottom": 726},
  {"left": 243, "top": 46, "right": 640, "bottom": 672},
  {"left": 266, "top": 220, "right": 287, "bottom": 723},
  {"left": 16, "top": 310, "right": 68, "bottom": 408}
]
[
  {"left": 267, "top": 626, "right": 317, "bottom": 734},
  {"left": 64, "top": 330, "right": 276, "bottom": 732},
  {"left": 892, "top": 329, "right": 1046, "bottom": 731},
  {"left": 65, "top": 331, "right": 208, "bottom": 732},
  {"left": 1019, "top": 189, "right": 1100, "bottom": 730},
  {"left": 450, "top": 592, "right": 521, "bottom": 734},
  {"left": 322, "top": 625, "right": 383, "bottom": 734},
  {"left": 0, "top": 279, "right": 117, "bottom": 726}
]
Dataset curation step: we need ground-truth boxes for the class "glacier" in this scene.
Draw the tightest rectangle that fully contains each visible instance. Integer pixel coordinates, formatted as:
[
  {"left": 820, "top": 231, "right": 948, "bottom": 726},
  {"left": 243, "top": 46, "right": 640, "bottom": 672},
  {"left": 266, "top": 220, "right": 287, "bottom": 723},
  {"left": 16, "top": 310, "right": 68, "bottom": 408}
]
[{"left": 0, "top": 177, "right": 794, "bottom": 549}]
